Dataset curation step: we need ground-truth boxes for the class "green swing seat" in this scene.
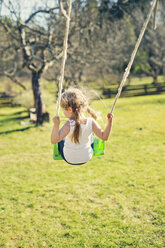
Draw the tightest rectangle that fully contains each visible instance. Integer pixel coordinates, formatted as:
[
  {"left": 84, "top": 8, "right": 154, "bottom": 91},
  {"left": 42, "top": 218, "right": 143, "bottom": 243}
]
[{"left": 53, "top": 136, "right": 105, "bottom": 160}]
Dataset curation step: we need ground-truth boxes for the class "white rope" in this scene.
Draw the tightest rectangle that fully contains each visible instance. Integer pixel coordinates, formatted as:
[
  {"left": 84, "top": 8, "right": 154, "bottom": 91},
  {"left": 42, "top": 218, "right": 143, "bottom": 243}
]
[
  {"left": 153, "top": 0, "right": 159, "bottom": 30},
  {"left": 110, "top": 0, "right": 159, "bottom": 114},
  {"left": 56, "top": 0, "right": 72, "bottom": 116}
]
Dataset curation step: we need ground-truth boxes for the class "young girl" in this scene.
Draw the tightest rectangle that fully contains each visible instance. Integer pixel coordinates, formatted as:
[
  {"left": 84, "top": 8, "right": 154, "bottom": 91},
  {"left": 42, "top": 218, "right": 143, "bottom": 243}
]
[{"left": 51, "top": 87, "right": 113, "bottom": 165}]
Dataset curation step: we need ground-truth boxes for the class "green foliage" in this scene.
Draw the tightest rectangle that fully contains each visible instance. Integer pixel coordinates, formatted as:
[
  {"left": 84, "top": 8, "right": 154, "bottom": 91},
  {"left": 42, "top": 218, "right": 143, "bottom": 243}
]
[
  {"left": 0, "top": 94, "right": 165, "bottom": 247},
  {"left": 133, "top": 51, "right": 151, "bottom": 74}
]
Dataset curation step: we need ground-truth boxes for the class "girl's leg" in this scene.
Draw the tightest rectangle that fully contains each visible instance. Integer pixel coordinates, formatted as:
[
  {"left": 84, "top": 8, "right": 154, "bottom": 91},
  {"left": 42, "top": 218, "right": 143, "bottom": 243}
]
[
  {"left": 90, "top": 133, "right": 94, "bottom": 151},
  {"left": 58, "top": 140, "right": 86, "bottom": 165},
  {"left": 58, "top": 140, "right": 65, "bottom": 160}
]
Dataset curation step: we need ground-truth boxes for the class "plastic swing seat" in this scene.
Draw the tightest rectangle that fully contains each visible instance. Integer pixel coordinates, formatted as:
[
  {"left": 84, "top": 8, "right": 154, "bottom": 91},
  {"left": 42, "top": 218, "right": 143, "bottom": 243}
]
[{"left": 53, "top": 136, "right": 105, "bottom": 160}]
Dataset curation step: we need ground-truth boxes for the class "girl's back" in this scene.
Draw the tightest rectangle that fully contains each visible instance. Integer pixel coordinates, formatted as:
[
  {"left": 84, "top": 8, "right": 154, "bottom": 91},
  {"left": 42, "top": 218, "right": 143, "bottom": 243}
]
[{"left": 64, "top": 117, "right": 93, "bottom": 164}]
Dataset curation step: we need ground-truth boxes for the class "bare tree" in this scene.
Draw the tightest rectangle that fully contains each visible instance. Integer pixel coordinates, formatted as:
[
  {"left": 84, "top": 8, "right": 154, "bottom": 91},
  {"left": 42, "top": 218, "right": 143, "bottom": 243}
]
[
  {"left": 0, "top": 17, "right": 26, "bottom": 90},
  {"left": 0, "top": 0, "right": 62, "bottom": 124}
]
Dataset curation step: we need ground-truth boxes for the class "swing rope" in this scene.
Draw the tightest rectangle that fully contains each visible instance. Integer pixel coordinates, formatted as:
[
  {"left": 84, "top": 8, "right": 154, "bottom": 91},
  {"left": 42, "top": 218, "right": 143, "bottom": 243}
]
[
  {"left": 56, "top": 0, "right": 72, "bottom": 116},
  {"left": 153, "top": 0, "right": 159, "bottom": 30},
  {"left": 110, "top": 0, "right": 159, "bottom": 114}
]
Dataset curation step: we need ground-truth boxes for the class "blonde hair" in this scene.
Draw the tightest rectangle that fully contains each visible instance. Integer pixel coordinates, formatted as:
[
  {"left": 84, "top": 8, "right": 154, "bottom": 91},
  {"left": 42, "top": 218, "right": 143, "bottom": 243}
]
[{"left": 60, "top": 87, "right": 97, "bottom": 144}]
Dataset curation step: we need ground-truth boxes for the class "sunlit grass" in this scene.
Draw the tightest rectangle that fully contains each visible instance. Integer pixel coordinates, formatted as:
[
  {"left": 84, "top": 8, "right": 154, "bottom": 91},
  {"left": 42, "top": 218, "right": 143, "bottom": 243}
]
[
  {"left": 84, "top": 75, "right": 165, "bottom": 89},
  {"left": 128, "top": 75, "right": 165, "bottom": 85},
  {"left": 0, "top": 94, "right": 165, "bottom": 247}
]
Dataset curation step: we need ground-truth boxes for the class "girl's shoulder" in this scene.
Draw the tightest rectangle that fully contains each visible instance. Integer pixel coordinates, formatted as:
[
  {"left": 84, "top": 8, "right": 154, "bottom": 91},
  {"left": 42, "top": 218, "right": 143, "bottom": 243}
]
[
  {"left": 65, "top": 120, "right": 71, "bottom": 125},
  {"left": 63, "top": 120, "right": 71, "bottom": 129}
]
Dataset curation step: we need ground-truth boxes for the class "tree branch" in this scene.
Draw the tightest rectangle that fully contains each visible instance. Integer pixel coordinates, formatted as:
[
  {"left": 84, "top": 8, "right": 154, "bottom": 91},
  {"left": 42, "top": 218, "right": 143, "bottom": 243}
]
[
  {"left": 59, "top": 0, "right": 69, "bottom": 19},
  {"left": 25, "top": 7, "right": 59, "bottom": 24},
  {"left": 0, "top": 18, "right": 19, "bottom": 41},
  {"left": 19, "top": 22, "right": 46, "bottom": 35},
  {"left": 4, "top": 64, "right": 26, "bottom": 90}
]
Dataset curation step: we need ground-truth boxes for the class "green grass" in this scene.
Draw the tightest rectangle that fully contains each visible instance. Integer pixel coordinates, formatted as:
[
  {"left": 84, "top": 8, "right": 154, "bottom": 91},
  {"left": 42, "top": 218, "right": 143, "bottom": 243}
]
[{"left": 0, "top": 94, "right": 165, "bottom": 247}]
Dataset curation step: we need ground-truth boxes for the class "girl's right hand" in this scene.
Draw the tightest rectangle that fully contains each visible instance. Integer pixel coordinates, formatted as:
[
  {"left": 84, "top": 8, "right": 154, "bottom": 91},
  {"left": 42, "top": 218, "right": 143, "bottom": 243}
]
[{"left": 53, "top": 116, "right": 60, "bottom": 125}]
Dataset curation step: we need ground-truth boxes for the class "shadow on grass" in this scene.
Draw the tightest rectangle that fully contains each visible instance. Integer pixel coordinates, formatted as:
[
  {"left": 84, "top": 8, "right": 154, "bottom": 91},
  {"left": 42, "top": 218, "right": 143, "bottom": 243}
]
[
  {"left": 0, "top": 110, "right": 28, "bottom": 117},
  {"left": 11, "top": 110, "right": 28, "bottom": 116},
  {"left": 0, "top": 115, "right": 30, "bottom": 123},
  {"left": 0, "top": 109, "right": 36, "bottom": 135},
  {"left": 0, "top": 125, "right": 36, "bottom": 135}
]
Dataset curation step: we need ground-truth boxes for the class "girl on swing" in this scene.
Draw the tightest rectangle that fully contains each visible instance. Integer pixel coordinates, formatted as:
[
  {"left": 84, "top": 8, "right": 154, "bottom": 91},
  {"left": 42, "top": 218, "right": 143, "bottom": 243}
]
[{"left": 51, "top": 87, "right": 113, "bottom": 165}]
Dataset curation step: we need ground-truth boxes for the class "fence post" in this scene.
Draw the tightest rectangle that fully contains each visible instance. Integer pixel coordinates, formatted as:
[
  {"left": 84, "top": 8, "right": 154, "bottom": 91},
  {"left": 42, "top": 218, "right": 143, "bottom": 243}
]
[
  {"left": 144, "top": 85, "right": 148, "bottom": 95},
  {"left": 108, "top": 89, "right": 111, "bottom": 98},
  {"left": 156, "top": 85, "right": 161, "bottom": 93}
]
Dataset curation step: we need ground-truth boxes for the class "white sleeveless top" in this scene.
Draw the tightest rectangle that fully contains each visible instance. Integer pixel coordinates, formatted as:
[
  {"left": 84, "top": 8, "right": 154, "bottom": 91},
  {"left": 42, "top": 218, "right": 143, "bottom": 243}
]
[{"left": 63, "top": 117, "right": 94, "bottom": 164}]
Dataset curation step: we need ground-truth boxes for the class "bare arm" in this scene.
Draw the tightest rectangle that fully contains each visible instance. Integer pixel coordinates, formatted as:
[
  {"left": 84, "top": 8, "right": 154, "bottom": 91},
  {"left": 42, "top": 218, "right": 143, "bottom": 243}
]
[
  {"left": 92, "top": 113, "right": 113, "bottom": 141},
  {"left": 51, "top": 116, "right": 70, "bottom": 144}
]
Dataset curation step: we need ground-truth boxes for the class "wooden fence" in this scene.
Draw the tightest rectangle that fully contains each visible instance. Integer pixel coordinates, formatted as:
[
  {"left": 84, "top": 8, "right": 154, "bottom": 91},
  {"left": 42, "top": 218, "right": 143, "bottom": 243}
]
[
  {"left": 1, "top": 82, "right": 165, "bottom": 108},
  {"left": 0, "top": 92, "right": 15, "bottom": 107},
  {"left": 102, "top": 82, "right": 165, "bottom": 98}
]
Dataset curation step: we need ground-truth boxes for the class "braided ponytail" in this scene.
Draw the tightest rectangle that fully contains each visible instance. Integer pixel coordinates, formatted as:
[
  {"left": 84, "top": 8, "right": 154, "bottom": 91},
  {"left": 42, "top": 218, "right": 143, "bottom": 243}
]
[{"left": 71, "top": 108, "right": 80, "bottom": 144}]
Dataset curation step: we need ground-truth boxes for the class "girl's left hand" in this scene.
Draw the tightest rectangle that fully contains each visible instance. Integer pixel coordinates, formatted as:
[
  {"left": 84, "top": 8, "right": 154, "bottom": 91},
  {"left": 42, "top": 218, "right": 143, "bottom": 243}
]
[
  {"left": 53, "top": 116, "right": 60, "bottom": 125},
  {"left": 107, "top": 113, "right": 114, "bottom": 121}
]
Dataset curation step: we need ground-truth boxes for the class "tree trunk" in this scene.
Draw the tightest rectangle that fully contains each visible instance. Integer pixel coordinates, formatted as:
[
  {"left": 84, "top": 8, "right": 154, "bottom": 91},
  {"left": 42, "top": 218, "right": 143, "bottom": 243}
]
[{"left": 32, "top": 71, "right": 49, "bottom": 124}]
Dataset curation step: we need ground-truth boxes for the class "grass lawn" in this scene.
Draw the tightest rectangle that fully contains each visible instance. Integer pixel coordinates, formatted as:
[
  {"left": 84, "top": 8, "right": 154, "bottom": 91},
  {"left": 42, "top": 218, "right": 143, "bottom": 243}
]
[{"left": 0, "top": 94, "right": 165, "bottom": 248}]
